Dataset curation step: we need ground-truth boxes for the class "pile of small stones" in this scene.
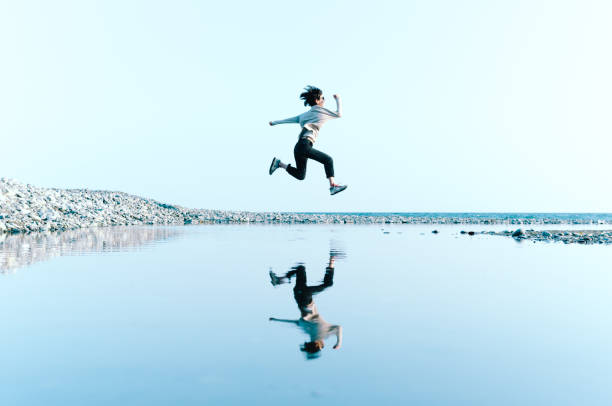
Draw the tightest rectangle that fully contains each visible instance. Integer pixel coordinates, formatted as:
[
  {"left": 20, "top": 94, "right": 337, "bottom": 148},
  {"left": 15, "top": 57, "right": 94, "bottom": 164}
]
[
  {"left": 482, "top": 229, "right": 612, "bottom": 245},
  {"left": 1, "top": 178, "right": 197, "bottom": 233},
  {"left": 1, "top": 178, "right": 611, "bottom": 236}
]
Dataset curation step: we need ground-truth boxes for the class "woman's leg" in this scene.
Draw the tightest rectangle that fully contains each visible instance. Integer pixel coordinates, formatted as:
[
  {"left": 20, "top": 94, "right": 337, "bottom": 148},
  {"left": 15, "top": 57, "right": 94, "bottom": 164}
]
[
  {"left": 293, "top": 265, "right": 307, "bottom": 288},
  {"left": 286, "top": 139, "right": 310, "bottom": 180},
  {"left": 293, "top": 265, "right": 314, "bottom": 309},
  {"left": 306, "top": 147, "right": 338, "bottom": 186}
]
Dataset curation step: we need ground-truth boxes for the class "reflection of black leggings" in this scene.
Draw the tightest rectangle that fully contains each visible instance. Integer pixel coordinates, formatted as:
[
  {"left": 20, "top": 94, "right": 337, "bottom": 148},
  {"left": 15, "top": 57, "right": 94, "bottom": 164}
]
[
  {"left": 287, "top": 138, "right": 334, "bottom": 180},
  {"left": 290, "top": 265, "right": 334, "bottom": 309}
]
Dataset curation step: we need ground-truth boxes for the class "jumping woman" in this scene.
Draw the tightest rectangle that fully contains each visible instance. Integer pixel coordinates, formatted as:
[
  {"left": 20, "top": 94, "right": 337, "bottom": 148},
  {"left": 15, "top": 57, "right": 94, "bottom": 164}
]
[{"left": 268, "top": 86, "right": 348, "bottom": 196}]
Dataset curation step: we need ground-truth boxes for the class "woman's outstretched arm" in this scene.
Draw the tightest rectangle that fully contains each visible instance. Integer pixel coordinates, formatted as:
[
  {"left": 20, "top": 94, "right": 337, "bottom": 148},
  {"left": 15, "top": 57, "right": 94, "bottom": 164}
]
[
  {"left": 319, "top": 94, "right": 342, "bottom": 118},
  {"left": 269, "top": 317, "right": 299, "bottom": 324},
  {"left": 333, "top": 325, "right": 343, "bottom": 349},
  {"left": 269, "top": 115, "right": 300, "bottom": 126},
  {"left": 332, "top": 94, "right": 342, "bottom": 117}
]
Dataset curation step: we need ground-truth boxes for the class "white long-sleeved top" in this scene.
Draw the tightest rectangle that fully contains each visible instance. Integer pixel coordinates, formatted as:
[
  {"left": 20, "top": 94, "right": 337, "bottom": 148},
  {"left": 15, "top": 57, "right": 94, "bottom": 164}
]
[
  {"left": 270, "top": 302, "right": 343, "bottom": 349},
  {"left": 270, "top": 96, "right": 342, "bottom": 144},
  {"left": 298, "top": 313, "right": 342, "bottom": 349}
]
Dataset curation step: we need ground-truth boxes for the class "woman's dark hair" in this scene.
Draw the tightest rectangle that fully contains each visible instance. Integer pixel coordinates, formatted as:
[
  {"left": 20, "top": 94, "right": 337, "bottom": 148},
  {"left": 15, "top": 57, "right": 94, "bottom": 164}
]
[
  {"left": 301, "top": 340, "right": 324, "bottom": 354},
  {"left": 300, "top": 341, "right": 324, "bottom": 359},
  {"left": 300, "top": 86, "right": 322, "bottom": 107}
]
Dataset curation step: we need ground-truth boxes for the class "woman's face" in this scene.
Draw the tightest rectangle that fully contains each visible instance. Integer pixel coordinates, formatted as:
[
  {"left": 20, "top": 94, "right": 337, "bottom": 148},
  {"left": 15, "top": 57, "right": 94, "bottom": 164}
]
[{"left": 315, "top": 95, "right": 325, "bottom": 107}]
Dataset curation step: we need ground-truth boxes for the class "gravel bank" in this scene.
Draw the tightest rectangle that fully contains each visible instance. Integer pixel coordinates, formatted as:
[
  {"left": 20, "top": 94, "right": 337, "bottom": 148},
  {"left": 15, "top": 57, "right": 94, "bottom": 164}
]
[{"left": 1, "top": 178, "right": 610, "bottom": 235}]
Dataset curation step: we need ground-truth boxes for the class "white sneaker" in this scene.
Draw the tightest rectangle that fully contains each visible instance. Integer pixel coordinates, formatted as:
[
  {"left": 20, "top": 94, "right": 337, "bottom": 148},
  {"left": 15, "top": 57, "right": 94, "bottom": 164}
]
[
  {"left": 330, "top": 184, "right": 348, "bottom": 195},
  {"left": 269, "top": 158, "right": 281, "bottom": 175}
]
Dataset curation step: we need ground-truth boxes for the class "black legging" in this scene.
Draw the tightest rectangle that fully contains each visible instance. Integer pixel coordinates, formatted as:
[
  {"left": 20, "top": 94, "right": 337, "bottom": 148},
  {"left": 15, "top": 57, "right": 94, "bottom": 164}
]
[
  {"left": 286, "top": 138, "right": 334, "bottom": 180},
  {"left": 287, "top": 265, "right": 334, "bottom": 309}
]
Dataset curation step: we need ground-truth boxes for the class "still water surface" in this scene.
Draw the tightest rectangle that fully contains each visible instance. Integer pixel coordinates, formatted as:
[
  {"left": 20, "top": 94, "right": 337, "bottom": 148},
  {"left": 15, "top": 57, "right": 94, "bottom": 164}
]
[{"left": 1, "top": 225, "right": 611, "bottom": 405}]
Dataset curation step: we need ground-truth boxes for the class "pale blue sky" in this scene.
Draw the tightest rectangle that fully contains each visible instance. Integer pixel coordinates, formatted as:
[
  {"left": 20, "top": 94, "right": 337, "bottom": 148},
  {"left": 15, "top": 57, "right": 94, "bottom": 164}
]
[{"left": 1, "top": 1, "right": 610, "bottom": 212}]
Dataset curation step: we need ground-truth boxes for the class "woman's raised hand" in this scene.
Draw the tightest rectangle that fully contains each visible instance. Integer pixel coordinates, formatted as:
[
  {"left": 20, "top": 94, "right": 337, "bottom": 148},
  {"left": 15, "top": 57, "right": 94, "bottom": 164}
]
[{"left": 333, "top": 94, "right": 339, "bottom": 99}]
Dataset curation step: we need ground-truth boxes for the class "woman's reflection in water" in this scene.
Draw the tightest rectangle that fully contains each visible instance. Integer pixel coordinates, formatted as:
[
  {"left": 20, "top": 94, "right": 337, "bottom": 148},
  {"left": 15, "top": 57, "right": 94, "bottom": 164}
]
[{"left": 269, "top": 255, "right": 342, "bottom": 359}]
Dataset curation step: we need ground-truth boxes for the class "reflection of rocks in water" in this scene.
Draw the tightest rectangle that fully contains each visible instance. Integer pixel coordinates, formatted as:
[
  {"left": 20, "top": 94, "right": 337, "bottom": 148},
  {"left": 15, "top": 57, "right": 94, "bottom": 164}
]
[{"left": 0, "top": 226, "right": 182, "bottom": 273}]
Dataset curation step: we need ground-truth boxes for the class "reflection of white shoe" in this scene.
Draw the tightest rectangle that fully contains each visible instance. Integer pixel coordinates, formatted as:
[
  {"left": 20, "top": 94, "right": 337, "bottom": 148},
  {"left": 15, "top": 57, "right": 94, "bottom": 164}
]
[
  {"left": 269, "top": 270, "right": 281, "bottom": 286},
  {"left": 330, "top": 184, "right": 348, "bottom": 196},
  {"left": 269, "top": 158, "right": 281, "bottom": 175},
  {"left": 329, "top": 249, "right": 346, "bottom": 260}
]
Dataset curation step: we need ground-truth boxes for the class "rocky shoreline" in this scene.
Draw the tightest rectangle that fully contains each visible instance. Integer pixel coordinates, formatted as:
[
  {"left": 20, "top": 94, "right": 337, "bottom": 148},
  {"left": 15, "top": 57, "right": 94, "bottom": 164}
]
[
  {"left": 478, "top": 229, "right": 612, "bottom": 245},
  {"left": 1, "top": 179, "right": 611, "bottom": 241}
]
